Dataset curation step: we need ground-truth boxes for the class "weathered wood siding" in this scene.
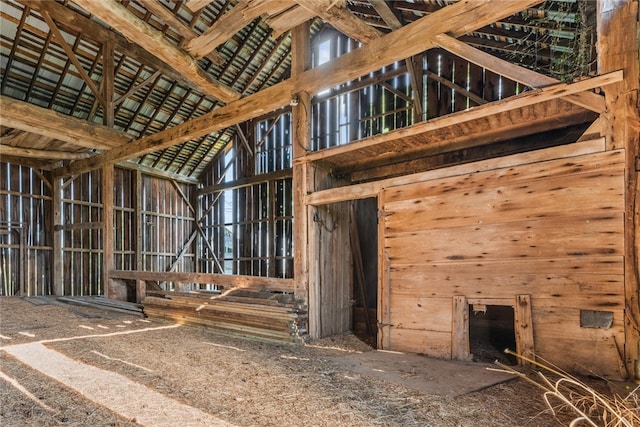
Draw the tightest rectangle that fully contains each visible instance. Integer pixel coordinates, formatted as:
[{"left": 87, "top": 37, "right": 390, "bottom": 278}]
[
  {"left": 380, "top": 148, "right": 626, "bottom": 377},
  {"left": 0, "top": 163, "right": 52, "bottom": 296}
]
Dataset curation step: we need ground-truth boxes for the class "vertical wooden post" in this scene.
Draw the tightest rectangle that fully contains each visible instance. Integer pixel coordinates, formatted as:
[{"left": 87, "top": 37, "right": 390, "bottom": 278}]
[
  {"left": 52, "top": 176, "right": 63, "bottom": 295},
  {"left": 515, "top": 294, "right": 534, "bottom": 366},
  {"left": 377, "top": 194, "right": 391, "bottom": 349},
  {"left": 134, "top": 169, "right": 145, "bottom": 302},
  {"left": 291, "top": 21, "right": 314, "bottom": 333},
  {"left": 597, "top": 0, "right": 640, "bottom": 379},
  {"left": 102, "top": 39, "right": 114, "bottom": 127},
  {"left": 268, "top": 179, "right": 276, "bottom": 277},
  {"left": 102, "top": 165, "right": 114, "bottom": 298},
  {"left": 452, "top": 295, "right": 470, "bottom": 360}
]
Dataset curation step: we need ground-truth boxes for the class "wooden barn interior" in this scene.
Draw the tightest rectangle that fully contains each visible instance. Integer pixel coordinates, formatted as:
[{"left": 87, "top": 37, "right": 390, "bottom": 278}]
[{"left": 1, "top": 0, "right": 639, "bottom": 387}]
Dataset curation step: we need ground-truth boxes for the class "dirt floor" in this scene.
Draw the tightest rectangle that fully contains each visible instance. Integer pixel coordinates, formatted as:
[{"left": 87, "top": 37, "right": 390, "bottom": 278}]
[{"left": 0, "top": 297, "right": 634, "bottom": 426}]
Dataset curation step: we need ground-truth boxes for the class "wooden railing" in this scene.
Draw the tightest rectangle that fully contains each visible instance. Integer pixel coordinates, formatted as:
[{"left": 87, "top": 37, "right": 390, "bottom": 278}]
[{"left": 109, "top": 270, "right": 294, "bottom": 303}]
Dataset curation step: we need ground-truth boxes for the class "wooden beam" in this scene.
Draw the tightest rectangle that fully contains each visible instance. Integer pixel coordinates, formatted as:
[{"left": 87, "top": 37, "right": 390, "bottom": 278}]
[
  {"left": 114, "top": 70, "right": 162, "bottom": 106},
  {"left": 515, "top": 295, "right": 534, "bottom": 365},
  {"left": 186, "top": 1, "right": 291, "bottom": 59},
  {"left": 0, "top": 155, "right": 60, "bottom": 170},
  {"left": 296, "top": 0, "right": 382, "bottom": 44},
  {"left": 0, "top": 144, "right": 92, "bottom": 160},
  {"left": 136, "top": 0, "right": 224, "bottom": 65},
  {"left": 265, "top": 5, "right": 316, "bottom": 38},
  {"left": 102, "top": 39, "right": 115, "bottom": 127},
  {"left": 306, "top": 138, "right": 606, "bottom": 206},
  {"left": 184, "top": 0, "right": 213, "bottom": 13},
  {"left": 52, "top": 177, "right": 63, "bottom": 295},
  {"left": 54, "top": 0, "right": 545, "bottom": 178},
  {"left": 72, "top": 0, "right": 240, "bottom": 103},
  {"left": 433, "top": 33, "right": 606, "bottom": 113},
  {"left": 1, "top": 96, "right": 131, "bottom": 150},
  {"left": 102, "top": 164, "right": 114, "bottom": 298},
  {"left": 22, "top": 0, "right": 217, "bottom": 98},
  {"left": 291, "top": 22, "right": 313, "bottom": 332},
  {"left": 41, "top": 11, "right": 106, "bottom": 109},
  {"left": 452, "top": 295, "right": 470, "bottom": 361},
  {"left": 597, "top": 0, "right": 640, "bottom": 380},
  {"left": 116, "top": 160, "right": 199, "bottom": 185},
  {"left": 110, "top": 270, "right": 295, "bottom": 293},
  {"left": 369, "top": 0, "right": 424, "bottom": 119},
  {"left": 301, "top": 71, "right": 622, "bottom": 164}
]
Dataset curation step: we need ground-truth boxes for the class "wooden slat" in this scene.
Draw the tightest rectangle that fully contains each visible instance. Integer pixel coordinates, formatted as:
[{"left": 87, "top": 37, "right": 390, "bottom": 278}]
[
  {"left": 73, "top": 0, "right": 239, "bottom": 103},
  {"left": 109, "top": 270, "right": 294, "bottom": 292},
  {"left": 433, "top": 34, "right": 605, "bottom": 113},
  {"left": 385, "top": 214, "right": 624, "bottom": 263},
  {"left": 514, "top": 295, "right": 534, "bottom": 365},
  {"left": 54, "top": 0, "right": 545, "bottom": 177},
  {"left": 452, "top": 296, "right": 470, "bottom": 361},
  {"left": 389, "top": 329, "right": 452, "bottom": 359},
  {"left": 385, "top": 172, "right": 624, "bottom": 233},
  {"left": 390, "top": 297, "right": 452, "bottom": 332}
]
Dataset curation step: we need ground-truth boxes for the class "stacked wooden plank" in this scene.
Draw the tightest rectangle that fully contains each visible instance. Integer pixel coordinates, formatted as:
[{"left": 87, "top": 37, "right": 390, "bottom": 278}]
[{"left": 143, "top": 290, "right": 307, "bottom": 343}]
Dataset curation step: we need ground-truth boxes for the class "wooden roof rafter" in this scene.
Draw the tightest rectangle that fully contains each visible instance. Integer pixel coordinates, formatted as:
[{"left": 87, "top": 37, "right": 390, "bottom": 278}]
[
  {"left": 72, "top": 0, "right": 240, "bottom": 104},
  {"left": 52, "top": 0, "right": 549, "bottom": 178}
]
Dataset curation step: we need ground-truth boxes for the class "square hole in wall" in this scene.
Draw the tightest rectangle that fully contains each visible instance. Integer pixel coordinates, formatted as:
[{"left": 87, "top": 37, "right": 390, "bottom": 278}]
[
  {"left": 580, "top": 310, "right": 613, "bottom": 329},
  {"left": 469, "top": 305, "right": 517, "bottom": 365}
]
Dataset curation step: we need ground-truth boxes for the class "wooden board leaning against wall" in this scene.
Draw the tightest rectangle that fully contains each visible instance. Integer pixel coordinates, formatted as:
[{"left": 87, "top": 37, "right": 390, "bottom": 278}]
[{"left": 377, "top": 139, "right": 627, "bottom": 379}]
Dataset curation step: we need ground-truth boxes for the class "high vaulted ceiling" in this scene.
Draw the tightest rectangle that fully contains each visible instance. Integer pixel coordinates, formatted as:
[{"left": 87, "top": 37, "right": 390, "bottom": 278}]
[{"left": 0, "top": 0, "right": 597, "bottom": 180}]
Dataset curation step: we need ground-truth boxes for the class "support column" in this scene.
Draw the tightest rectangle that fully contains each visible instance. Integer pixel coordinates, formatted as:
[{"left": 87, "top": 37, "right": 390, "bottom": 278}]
[
  {"left": 291, "top": 21, "right": 315, "bottom": 333},
  {"left": 597, "top": 0, "right": 640, "bottom": 379},
  {"left": 52, "top": 176, "right": 63, "bottom": 296},
  {"left": 102, "top": 39, "right": 115, "bottom": 127},
  {"left": 102, "top": 165, "right": 114, "bottom": 298},
  {"left": 134, "top": 169, "right": 145, "bottom": 302}
]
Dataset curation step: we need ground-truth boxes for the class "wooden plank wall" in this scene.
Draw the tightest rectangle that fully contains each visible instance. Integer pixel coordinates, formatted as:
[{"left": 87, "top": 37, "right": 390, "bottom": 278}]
[
  {"left": 314, "top": 201, "right": 353, "bottom": 337},
  {"left": 141, "top": 175, "right": 194, "bottom": 274},
  {"left": 380, "top": 148, "right": 626, "bottom": 378},
  {"left": 61, "top": 169, "right": 102, "bottom": 295},
  {"left": 0, "top": 162, "right": 52, "bottom": 296},
  {"left": 0, "top": 162, "right": 195, "bottom": 296}
]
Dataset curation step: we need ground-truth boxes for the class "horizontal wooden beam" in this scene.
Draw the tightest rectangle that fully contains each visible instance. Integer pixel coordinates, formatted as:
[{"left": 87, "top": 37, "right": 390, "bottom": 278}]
[
  {"left": 73, "top": 0, "right": 240, "bottom": 103},
  {"left": 0, "top": 144, "right": 92, "bottom": 160},
  {"left": 109, "top": 270, "right": 294, "bottom": 293},
  {"left": 53, "top": 0, "right": 544, "bottom": 178},
  {"left": 116, "top": 161, "right": 200, "bottom": 185},
  {"left": 300, "top": 71, "right": 623, "bottom": 164},
  {"left": 1, "top": 96, "right": 132, "bottom": 150},
  {"left": 197, "top": 168, "right": 292, "bottom": 195},
  {"left": 306, "top": 138, "right": 606, "bottom": 205}
]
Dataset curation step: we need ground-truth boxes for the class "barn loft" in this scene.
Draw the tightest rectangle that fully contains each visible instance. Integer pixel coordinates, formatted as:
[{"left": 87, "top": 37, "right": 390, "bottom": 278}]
[{"left": 0, "top": 0, "right": 638, "bottom": 385}]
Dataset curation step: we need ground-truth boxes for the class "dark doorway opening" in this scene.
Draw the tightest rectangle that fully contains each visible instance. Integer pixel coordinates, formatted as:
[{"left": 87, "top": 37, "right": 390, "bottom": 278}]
[
  {"left": 469, "top": 305, "right": 517, "bottom": 365},
  {"left": 350, "top": 198, "right": 378, "bottom": 348}
]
